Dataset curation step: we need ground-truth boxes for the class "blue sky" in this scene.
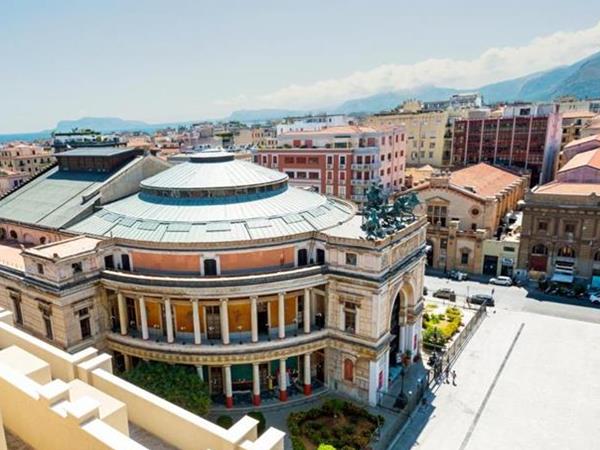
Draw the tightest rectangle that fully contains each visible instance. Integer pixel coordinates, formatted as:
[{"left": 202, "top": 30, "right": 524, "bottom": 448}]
[{"left": 2, "top": 0, "right": 600, "bottom": 133}]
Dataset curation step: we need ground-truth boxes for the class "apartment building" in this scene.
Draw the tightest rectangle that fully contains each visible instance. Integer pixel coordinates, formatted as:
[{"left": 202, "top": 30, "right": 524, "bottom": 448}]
[
  {"left": 451, "top": 104, "right": 563, "bottom": 185},
  {"left": 364, "top": 108, "right": 457, "bottom": 168},
  {"left": 256, "top": 125, "right": 406, "bottom": 203},
  {"left": 276, "top": 114, "right": 352, "bottom": 135},
  {"left": 0, "top": 143, "right": 55, "bottom": 194}
]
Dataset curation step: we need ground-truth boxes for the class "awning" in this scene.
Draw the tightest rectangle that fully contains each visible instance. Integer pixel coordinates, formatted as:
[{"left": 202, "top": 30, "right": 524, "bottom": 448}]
[
  {"left": 551, "top": 272, "right": 574, "bottom": 284},
  {"left": 501, "top": 258, "right": 514, "bottom": 266}
]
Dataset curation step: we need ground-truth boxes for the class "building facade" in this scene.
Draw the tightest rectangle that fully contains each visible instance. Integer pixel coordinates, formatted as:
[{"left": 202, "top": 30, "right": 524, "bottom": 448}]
[
  {"left": 276, "top": 115, "right": 353, "bottom": 136},
  {"left": 256, "top": 125, "right": 406, "bottom": 204},
  {"left": 517, "top": 182, "right": 600, "bottom": 286},
  {"left": 410, "top": 163, "right": 528, "bottom": 275},
  {"left": 0, "top": 147, "right": 426, "bottom": 409},
  {"left": 0, "top": 143, "right": 54, "bottom": 181},
  {"left": 451, "top": 105, "right": 563, "bottom": 185},
  {"left": 364, "top": 109, "right": 454, "bottom": 167}
]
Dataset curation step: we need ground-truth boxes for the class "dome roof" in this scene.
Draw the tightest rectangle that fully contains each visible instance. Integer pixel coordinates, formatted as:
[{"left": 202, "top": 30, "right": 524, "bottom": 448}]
[
  {"left": 67, "top": 152, "right": 356, "bottom": 243},
  {"left": 141, "top": 151, "right": 287, "bottom": 196}
]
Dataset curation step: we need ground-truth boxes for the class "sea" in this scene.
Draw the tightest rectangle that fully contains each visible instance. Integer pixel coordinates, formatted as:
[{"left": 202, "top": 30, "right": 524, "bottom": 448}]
[{"left": 0, "top": 130, "right": 52, "bottom": 143}]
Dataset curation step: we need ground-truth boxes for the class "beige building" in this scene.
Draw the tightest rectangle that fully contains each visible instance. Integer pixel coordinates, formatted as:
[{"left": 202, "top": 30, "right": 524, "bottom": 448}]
[
  {"left": 0, "top": 143, "right": 54, "bottom": 186},
  {"left": 0, "top": 146, "right": 427, "bottom": 410},
  {"left": 0, "top": 306, "right": 285, "bottom": 450},
  {"left": 363, "top": 107, "right": 456, "bottom": 168},
  {"left": 409, "top": 163, "right": 528, "bottom": 274}
]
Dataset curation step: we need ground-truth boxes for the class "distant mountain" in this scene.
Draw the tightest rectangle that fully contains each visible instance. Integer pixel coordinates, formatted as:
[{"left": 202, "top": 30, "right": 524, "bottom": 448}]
[{"left": 55, "top": 117, "right": 151, "bottom": 132}]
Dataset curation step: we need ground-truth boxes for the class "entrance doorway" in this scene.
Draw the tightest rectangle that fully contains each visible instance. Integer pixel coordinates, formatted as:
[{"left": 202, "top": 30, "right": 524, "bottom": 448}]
[
  {"left": 483, "top": 255, "right": 498, "bottom": 276},
  {"left": 389, "top": 294, "right": 400, "bottom": 366},
  {"left": 126, "top": 297, "right": 138, "bottom": 332},
  {"left": 210, "top": 367, "right": 223, "bottom": 395},
  {"left": 314, "top": 350, "right": 325, "bottom": 383},
  {"left": 257, "top": 302, "right": 269, "bottom": 337}
]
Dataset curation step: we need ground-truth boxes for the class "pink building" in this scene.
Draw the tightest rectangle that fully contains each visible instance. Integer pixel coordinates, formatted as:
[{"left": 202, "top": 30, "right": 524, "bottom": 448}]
[{"left": 256, "top": 125, "right": 406, "bottom": 203}]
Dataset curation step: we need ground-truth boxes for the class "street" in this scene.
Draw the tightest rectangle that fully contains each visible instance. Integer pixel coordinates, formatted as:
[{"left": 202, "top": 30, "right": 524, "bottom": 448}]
[
  {"left": 424, "top": 272, "right": 600, "bottom": 324},
  {"left": 391, "top": 273, "right": 600, "bottom": 449}
]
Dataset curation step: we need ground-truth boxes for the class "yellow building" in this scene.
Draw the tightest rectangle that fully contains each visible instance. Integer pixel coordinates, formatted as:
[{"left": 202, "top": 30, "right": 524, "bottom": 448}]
[{"left": 363, "top": 109, "right": 454, "bottom": 167}]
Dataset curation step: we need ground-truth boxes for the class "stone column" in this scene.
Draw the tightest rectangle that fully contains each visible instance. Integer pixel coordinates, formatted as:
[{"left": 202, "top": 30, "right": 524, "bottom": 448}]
[
  {"left": 192, "top": 299, "right": 201, "bottom": 344},
  {"left": 139, "top": 296, "right": 149, "bottom": 340},
  {"left": 252, "top": 363, "right": 261, "bottom": 406},
  {"left": 303, "top": 288, "right": 311, "bottom": 334},
  {"left": 278, "top": 292, "right": 285, "bottom": 339},
  {"left": 279, "top": 358, "right": 288, "bottom": 401},
  {"left": 117, "top": 291, "right": 128, "bottom": 335},
  {"left": 124, "top": 354, "right": 133, "bottom": 371},
  {"left": 250, "top": 296, "right": 258, "bottom": 343},
  {"left": 303, "top": 353, "right": 312, "bottom": 395},
  {"left": 196, "top": 365, "right": 204, "bottom": 381},
  {"left": 220, "top": 299, "right": 230, "bottom": 345},
  {"left": 224, "top": 365, "right": 233, "bottom": 409},
  {"left": 164, "top": 297, "right": 174, "bottom": 343}
]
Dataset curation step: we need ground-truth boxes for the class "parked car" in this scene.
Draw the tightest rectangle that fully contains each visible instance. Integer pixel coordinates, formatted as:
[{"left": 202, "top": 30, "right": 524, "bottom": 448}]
[
  {"left": 449, "top": 270, "right": 468, "bottom": 281},
  {"left": 469, "top": 294, "right": 495, "bottom": 307},
  {"left": 433, "top": 288, "right": 456, "bottom": 301},
  {"left": 490, "top": 276, "right": 512, "bottom": 286},
  {"left": 590, "top": 292, "right": 600, "bottom": 304}
]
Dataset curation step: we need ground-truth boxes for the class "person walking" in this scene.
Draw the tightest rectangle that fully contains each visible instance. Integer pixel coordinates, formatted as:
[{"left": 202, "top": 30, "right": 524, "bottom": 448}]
[
  {"left": 451, "top": 369, "right": 457, "bottom": 386},
  {"left": 444, "top": 366, "right": 450, "bottom": 384}
]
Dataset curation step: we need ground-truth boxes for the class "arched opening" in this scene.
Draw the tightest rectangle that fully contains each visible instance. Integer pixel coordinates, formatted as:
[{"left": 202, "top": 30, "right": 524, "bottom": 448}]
[
  {"left": 9, "top": 230, "right": 17, "bottom": 240},
  {"left": 532, "top": 244, "right": 548, "bottom": 255},
  {"left": 39, "top": 236, "right": 47, "bottom": 245},
  {"left": 389, "top": 294, "right": 400, "bottom": 366},
  {"left": 594, "top": 250, "right": 600, "bottom": 262},
  {"left": 0, "top": 228, "right": 5, "bottom": 240}
]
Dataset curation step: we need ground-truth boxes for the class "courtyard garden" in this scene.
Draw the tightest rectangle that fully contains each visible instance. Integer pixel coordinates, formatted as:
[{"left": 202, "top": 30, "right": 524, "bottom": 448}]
[
  {"left": 422, "top": 303, "right": 463, "bottom": 348},
  {"left": 120, "top": 361, "right": 211, "bottom": 416},
  {"left": 287, "top": 398, "right": 384, "bottom": 450}
]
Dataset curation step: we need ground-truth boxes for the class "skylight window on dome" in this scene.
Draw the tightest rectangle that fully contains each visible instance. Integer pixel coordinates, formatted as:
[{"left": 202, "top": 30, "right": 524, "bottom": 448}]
[
  {"left": 309, "top": 207, "right": 328, "bottom": 217},
  {"left": 119, "top": 217, "right": 137, "bottom": 227},
  {"left": 207, "top": 222, "right": 231, "bottom": 232},
  {"left": 138, "top": 220, "right": 160, "bottom": 231},
  {"left": 283, "top": 214, "right": 303, "bottom": 224},
  {"left": 167, "top": 222, "right": 192, "bottom": 232},
  {"left": 246, "top": 219, "right": 271, "bottom": 229},
  {"left": 104, "top": 213, "right": 121, "bottom": 223}
]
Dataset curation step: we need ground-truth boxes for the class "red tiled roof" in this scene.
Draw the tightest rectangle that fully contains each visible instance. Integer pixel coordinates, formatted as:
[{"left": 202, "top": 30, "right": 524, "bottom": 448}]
[
  {"left": 533, "top": 181, "right": 600, "bottom": 196},
  {"left": 559, "top": 148, "right": 600, "bottom": 172},
  {"left": 564, "top": 134, "right": 600, "bottom": 149},
  {"left": 449, "top": 163, "right": 522, "bottom": 197}
]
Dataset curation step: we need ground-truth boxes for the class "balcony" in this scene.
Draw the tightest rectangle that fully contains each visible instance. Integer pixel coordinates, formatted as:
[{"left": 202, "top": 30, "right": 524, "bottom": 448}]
[
  {"left": 351, "top": 161, "right": 381, "bottom": 170},
  {"left": 351, "top": 194, "right": 367, "bottom": 202}
]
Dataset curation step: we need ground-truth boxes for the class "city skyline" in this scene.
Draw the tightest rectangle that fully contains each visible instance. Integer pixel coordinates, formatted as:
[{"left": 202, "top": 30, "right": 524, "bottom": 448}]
[{"left": 2, "top": 0, "right": 600, "bottom": 133}]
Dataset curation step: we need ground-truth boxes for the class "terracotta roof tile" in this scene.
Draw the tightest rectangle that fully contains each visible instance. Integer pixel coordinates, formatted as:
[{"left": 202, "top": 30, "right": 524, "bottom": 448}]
[
  {"left": 533, "top": 182, "right": 600, "bottom": 196},
  {"left": 564, "top": 134, "right": 600, "bottom": 149},
  {"left": 449, "top": 163, "right": 522, "bottom": 197},
  {"left": 559, "top": 148, "right": 600, "bottom": 172}
]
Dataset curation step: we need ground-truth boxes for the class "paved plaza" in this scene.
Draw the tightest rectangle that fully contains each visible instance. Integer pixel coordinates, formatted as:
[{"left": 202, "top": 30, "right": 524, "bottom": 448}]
[{"left": 392, "top": 305, "right": 600, "bottom": 449}]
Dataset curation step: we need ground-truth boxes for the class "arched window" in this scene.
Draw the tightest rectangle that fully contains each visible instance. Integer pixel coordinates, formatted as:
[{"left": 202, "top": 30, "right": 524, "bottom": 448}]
[
  {"left": 594, "top": 251, "right": 600, "bottom": 262},
  {"left": 557, "top": 246, "right": 576, "bottom": 258},
  {"left": 9, "top": 230, "right": 17, "bottom": 240},
  {"left": 343, "top": 359, "right": 354, "bottom": 382},
  {"left": 532, "top": 244, "right": 548, "bottom": 255},
  {"left": 39, "top": 236, "right": 46, "bottom": 245},
  {"left": 0, "top": 228, "right": 5, "bottom": 240}
]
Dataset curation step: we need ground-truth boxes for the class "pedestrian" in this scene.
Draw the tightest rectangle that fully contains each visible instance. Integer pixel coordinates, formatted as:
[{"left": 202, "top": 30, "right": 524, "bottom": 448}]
[
  {"left": 444, "top": 366, "right": 450, "bottom": 384},
  {"left": 451, "top": 369, "right": 457, "bottom": 386}
]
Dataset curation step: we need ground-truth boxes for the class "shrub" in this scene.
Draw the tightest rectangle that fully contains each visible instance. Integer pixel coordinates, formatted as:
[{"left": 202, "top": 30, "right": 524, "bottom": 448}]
[
  {"left": 248, "top": 411, "right": 266, "bottom": 435},
  {"left": 291, "top": 436, "right": 306, "bottom": 450},
  {"left": 217, "top": 415, "right": 233, "bottom": 429},
  {"left": 120, "top": 361, "right": 210, "bottom": 416},
  {"left": 318, "top": 445, "right": 336, "bottom": 450}
]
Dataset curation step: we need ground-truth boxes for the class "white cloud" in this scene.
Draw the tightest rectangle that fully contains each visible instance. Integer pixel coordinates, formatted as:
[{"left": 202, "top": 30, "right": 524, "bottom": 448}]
[{"left": 219, "top": 20, "right": 600, "bottom": 110}]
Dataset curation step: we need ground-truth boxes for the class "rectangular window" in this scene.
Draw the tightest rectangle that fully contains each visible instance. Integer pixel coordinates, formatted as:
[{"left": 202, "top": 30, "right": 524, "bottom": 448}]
[
  {"left": 564, "top": 223, "right": 576, "bottom": 234},
  {"left": 10, "top": 292, "right": 23, "bottom": 325},
  {"left": 285, "top": 156, "right": 294, "bottom": 164},
  {"left": 344, "top": 302, "right": 357, "bottom": 334},
  {"left": 345, "top": 253, "right": 357, "bottom": 266},
  {"left": 37, "top": 263, "right": 44, "bottom": 275},
  {"left": 273, "top": 155, "right": 278, "bottom": 164},
  {"left": 461, "top": 252, "right": 469, "bottom": 265},
  {"left": 537, "top": 221, "right": 548, "bottom": 232},
  {"left": 427, "top": 205, "right": 448, "bottom": 227},
  {"left": 339, "top": 186, "right": 346, "bottom": 197},
  {"left": 104, "top": 255, "right": 114, "bottom": 270},
  {"left": 339, "top": 156, "right": 346, "bottom": 166},
  {"left": 77, "top": 307, "right": 91, "bottom": 340},
  {"left": 309, "top": 172, "right": 319, "bottom": 179},
  {"left": 43, "top": 312, "right": 53, "bottom": 340},
  {"left": 72, "top": 262, "right": 83, "bottom": 274},
  {"left": 327, "top": 155, "right": 333, "bottom": 165}
]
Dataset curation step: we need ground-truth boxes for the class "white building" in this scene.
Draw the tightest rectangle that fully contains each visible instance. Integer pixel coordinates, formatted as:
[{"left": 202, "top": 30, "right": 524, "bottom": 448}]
[{"left": 276, "top": 115, "right": 353, "bottom": 136}]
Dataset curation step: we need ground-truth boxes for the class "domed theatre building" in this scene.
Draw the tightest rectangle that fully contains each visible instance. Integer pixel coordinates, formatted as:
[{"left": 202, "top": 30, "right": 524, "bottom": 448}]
[{"left": 0, "top": 147, "right": 427, "bottom": 408}]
